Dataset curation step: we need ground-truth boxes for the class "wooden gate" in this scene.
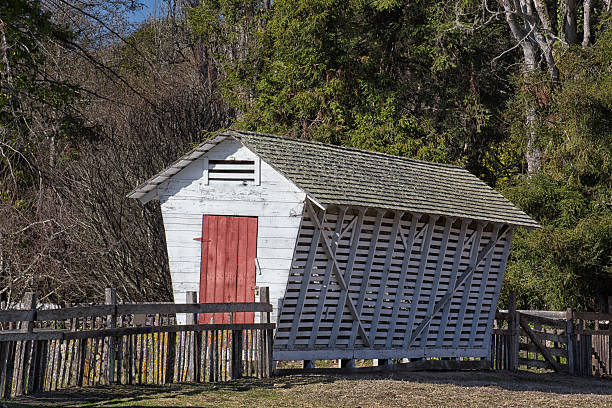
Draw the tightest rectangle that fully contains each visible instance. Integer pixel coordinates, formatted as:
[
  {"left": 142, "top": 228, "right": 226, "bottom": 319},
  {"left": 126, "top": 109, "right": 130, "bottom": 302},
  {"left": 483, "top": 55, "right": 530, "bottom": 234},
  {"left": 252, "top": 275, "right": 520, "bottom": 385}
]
[
  {"left": 199, "top": 216, "right": 258, "bottom": 324},
  {"left": 491, "top": 301, "right": 612, "bottom": 376}
]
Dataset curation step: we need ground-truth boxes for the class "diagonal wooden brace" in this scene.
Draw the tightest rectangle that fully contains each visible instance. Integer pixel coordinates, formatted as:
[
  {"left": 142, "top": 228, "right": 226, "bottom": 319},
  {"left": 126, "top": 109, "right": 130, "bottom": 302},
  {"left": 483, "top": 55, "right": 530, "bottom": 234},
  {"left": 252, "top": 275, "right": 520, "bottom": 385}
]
[
  {"left": 386, "top": 213, "right": 422, "bottom": 348},
  {"left": 328, "top": 208, "right": 365, "bottom": 348},
  {"left": 368, "top": 211, "right": 403, "bottom": 345},
  {"left": 405, "top": 224, "right": 510, "bottom": 348},
  {"left": 308, "top": 206, "right": 347, "bottom": 348},
  {"left": 519, "top": 317, "right": 561, "bottom": 372},
  {"left": 305, "top": 200, "right": 371, "bottom": 347},
  {"left": 338, "top": 214, "right": 358, "bottom": 241}
]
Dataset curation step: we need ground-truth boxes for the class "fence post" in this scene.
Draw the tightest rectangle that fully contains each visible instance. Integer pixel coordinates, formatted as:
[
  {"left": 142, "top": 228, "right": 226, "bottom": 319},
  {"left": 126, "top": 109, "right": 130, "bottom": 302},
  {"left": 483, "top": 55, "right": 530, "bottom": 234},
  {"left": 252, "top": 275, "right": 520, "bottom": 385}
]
[
  {"left": 566, "top": 308, "right": 575, "bottom": 375},
  {"left": 3, "top": 341, "right": 16, "bottom": 398},
  {"left": 186, "top": 291, "right": 197, "bottom": 325},
  {"left": 105, "top": 288, "right": 117, "bottom": 384},
  {"left": 77, "top": 336, "right": 87, "bottom": 387},
  {"left": 508, "top": 291, "right": 519, "bottom": 372},
  {"left": 29, "top": 298, "right": 46, "bottom": 395},
  {"left": 259, "top": 287, "right": 274, "bottom": 376},
  {"left": 29, "top": 336, "right": 43, "bottom": 395},
  {"left": 231, "top": 311, "right": 243, "bottom": 380},
  {"left": 186, "top": 291, "right": 200, "bottom": 382},
  {"left": 576, "top": 315, "right": 584, "bottom": 375},
  {"left": 165, "top": 311, "right": 177, "bottom": 384},
  {"left": 585, "top": 327, "right": 592, "bottom": 376},
  {"left": 21, "top": 292, "right": 36, "bottom": 335},
  {"left": 15, "top": 292, "right": 36, "bottom": 396},
  {"left": 260, "top": 287, "right": 270, "bottom": 324}
]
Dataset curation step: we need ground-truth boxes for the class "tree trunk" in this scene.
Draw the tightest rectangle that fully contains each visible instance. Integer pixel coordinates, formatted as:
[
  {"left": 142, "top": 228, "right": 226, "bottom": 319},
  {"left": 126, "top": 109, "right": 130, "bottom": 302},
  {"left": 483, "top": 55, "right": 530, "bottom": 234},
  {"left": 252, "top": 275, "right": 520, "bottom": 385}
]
[
  {"left": 521, "top": 45, "right": 542, "bottom": 175},
  {"left": 0, "top": 20, "right": 12, "bottom": 86},
  {"left": 500, "top": 0, "right": 563, "bottom": 175},
  {"left": 525, "top": 106, "right": 541, "bottom": 174},
  {"left": 564, "top": 0, "right": 578, "bottom": 45},
  {"left": 583, "top": 0, "right": 592, "bottom": 48}
]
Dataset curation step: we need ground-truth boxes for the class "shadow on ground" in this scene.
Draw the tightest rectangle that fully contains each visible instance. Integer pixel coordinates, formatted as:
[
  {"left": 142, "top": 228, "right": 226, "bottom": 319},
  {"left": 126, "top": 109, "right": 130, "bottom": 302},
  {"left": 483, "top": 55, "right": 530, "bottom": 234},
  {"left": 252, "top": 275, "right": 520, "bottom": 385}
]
[
  {"left": 3, "top": 375, "right": 333, "bottom": 408},
  {"left": 4, "top": 369, "right": 611, "bottom": 407}
]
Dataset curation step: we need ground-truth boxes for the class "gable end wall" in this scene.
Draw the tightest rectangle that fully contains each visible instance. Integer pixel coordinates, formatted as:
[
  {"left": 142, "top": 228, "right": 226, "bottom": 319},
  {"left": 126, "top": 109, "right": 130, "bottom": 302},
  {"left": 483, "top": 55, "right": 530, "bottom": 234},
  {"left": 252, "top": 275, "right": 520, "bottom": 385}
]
[{"left": 157, "top": 139, "right": 307, "bottom": 323}]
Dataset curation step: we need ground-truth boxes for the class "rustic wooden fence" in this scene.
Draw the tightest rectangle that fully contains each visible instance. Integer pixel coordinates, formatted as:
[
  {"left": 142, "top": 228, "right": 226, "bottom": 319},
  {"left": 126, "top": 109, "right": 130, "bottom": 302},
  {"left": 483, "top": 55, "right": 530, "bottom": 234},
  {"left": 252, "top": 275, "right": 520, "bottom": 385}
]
[
  {"left": 0, "top": 288, "right": 275, "bottom": 398},
  {"left": 491, "top": 293, "right": 611, "bottom": 376}
]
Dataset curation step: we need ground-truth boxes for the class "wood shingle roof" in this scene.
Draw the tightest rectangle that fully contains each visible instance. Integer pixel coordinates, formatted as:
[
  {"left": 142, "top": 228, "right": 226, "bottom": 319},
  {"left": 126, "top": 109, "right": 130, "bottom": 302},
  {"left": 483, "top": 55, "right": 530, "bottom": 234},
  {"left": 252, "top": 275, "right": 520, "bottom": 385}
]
[{"left": 128, "top": 129, "right": 540, "bottom": 228}]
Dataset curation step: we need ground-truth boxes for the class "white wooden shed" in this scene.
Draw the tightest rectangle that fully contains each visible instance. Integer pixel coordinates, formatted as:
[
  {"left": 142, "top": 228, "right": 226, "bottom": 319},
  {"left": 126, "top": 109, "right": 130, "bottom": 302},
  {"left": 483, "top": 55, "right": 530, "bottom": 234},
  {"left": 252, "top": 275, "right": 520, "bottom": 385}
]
[{"left": 128, "top": 130, "right": 539, "bottom": 361}]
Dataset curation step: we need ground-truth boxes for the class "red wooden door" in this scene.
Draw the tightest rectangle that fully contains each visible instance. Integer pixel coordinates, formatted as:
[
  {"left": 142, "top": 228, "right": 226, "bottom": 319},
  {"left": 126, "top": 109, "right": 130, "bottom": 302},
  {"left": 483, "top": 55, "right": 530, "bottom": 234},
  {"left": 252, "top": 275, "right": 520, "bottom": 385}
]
[{"left": 199, "top": 215, "right": 257, "bottom": 324}]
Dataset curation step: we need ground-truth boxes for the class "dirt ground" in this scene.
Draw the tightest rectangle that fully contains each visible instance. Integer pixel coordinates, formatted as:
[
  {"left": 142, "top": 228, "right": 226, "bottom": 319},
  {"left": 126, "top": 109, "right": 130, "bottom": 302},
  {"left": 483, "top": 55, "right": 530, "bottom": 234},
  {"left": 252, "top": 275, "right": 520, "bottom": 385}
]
[{"left": 4, "top": 370, "right": 612, "bottom": 408}]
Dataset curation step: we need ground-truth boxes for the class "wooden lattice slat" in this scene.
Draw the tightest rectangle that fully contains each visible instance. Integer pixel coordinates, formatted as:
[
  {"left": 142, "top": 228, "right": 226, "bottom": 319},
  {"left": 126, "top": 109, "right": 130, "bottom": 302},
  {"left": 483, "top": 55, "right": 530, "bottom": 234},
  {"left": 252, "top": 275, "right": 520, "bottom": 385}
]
[{"left": 275, "top": 203, "right": 513, "bottom": 360}]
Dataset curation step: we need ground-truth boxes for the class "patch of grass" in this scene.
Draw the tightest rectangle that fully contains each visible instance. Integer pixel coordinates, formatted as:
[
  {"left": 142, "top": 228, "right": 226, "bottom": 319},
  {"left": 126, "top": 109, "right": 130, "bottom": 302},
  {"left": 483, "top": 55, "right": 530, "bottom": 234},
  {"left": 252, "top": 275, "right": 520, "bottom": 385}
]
[{"left": 5, "top": 371, "right": 612, "bottom": 407}]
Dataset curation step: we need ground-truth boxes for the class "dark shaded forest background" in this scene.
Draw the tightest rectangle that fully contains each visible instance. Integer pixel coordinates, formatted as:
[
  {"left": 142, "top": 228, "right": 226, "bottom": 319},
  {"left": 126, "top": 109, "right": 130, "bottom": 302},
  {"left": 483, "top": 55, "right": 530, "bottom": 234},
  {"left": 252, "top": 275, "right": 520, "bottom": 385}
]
[{"left": 1, "top": 0, "right": 610, "bottom": 310}]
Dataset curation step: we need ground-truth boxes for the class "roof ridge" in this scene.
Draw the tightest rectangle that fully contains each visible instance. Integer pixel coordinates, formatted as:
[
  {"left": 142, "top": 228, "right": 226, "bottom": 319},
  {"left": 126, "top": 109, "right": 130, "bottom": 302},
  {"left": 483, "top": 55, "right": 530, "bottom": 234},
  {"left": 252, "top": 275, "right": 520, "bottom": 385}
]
[{"left": 231, "top": 129, "right": 464, "bottom": 171}]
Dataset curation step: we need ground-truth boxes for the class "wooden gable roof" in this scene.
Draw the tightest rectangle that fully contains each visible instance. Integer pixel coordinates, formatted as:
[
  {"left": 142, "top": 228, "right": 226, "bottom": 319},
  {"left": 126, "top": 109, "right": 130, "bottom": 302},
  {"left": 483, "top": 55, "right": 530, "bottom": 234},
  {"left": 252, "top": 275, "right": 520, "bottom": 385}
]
[{"left": 128, "top": 130, "right": 540, "bottom": 228}]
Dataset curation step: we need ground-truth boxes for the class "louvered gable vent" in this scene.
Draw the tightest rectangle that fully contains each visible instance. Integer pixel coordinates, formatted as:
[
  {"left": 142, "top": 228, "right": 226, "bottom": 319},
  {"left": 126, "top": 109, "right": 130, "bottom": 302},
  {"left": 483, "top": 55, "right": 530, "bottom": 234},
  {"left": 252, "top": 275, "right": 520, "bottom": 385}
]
[{"left": 205, "top": 158, "right": 260, "bottom": 184}]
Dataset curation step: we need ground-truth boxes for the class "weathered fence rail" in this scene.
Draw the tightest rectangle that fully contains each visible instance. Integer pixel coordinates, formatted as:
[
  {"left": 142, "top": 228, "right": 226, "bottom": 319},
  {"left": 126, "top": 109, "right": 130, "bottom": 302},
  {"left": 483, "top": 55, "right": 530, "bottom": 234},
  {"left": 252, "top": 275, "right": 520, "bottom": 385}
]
[
  {"left": 491, "top": 294, "right": 611, "bottom": 376},
  {"left": 0, "top": 288, "right": 275, "bottom": 398},
  {"left": 2, "top": 288, "right": 610, "bottom": 398}
]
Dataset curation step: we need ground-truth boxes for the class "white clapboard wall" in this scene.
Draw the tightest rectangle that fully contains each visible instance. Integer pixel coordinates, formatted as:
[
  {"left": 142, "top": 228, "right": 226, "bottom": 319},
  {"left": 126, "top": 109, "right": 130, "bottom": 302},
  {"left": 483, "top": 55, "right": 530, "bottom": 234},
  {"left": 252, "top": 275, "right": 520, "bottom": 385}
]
[
  {"left": 156, "top": 139, "right": 307, "bottom": 323},
  {"left": 274, "top": 202, "right": 514, "bottom": 360}
]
